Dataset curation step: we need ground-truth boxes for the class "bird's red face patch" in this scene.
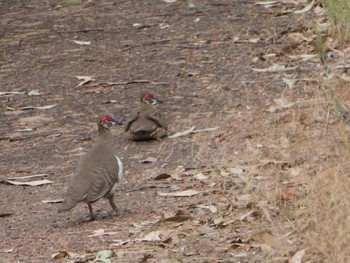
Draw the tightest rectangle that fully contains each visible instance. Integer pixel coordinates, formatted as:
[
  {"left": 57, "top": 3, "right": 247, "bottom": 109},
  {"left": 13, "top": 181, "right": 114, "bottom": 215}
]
[
  {"left": 143, "top": 93, "right": 156, "bottom": 100},
  {"left": 100, "top": 115, "right": 114, "bottom": 123}
]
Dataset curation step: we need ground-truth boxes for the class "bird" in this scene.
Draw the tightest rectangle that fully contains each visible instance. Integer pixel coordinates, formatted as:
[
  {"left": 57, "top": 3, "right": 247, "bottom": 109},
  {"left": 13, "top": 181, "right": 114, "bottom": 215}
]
[
  {"left": 124, "top": 92, "right": 167, "bottom": 141},
  {"left": 58, "top": 114, "right": 123, "bottom": 221}
]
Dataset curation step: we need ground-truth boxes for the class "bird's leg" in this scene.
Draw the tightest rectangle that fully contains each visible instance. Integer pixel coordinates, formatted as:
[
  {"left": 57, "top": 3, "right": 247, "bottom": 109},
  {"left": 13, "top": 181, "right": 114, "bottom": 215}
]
[
  {"left": 108, "top": 196, "right": 118, "bottom": 213},
  {"left": 87, "top": 204, "right": 96, "bottom": 221}
]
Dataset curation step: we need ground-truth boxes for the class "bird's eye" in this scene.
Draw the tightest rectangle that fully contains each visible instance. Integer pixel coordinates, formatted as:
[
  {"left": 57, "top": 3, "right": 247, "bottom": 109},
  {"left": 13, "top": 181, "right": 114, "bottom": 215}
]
[{"left": 100, "top": 115, "right": 113, "bottom": 123}]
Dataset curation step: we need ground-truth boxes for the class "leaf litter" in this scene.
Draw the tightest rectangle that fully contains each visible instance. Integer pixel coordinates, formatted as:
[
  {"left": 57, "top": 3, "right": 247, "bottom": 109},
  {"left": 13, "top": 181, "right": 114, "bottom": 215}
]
[
  {"left": 169, "top": 126, "right": 219, "bottom": 138},
  {"left": 158, "top": 189, "right": 202, "bottom": 197},
  {"left": 73, "top": 40, "right": 92, "bottom": 46},
  {"left": 75, "top": 75, "right": 95, "bottom": 87},
  {"left": 6, "top": 105, "right": 56, "bottom": 111},
  {"left": 2, "top": 179, "right": 54, "bottom": 186},
  {"left": 1, "top": 0, "right": 331, "bottom": 262},
  {"left": 1, "top": 173, "right": 54, "bottom": 186}
]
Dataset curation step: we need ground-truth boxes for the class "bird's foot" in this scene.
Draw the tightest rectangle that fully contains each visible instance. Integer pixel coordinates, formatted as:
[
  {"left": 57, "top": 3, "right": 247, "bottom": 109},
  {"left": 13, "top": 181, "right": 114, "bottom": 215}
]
[{"left": 86, "top": 213, "right": 96, "bottom": 222}]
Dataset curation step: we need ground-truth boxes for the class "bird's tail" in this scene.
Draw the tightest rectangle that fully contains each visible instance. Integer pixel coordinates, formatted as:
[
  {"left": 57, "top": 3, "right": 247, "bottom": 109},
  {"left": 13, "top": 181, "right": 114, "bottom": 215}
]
[{"left": 57, "top": 198, "right": 78, "bottom": 213}]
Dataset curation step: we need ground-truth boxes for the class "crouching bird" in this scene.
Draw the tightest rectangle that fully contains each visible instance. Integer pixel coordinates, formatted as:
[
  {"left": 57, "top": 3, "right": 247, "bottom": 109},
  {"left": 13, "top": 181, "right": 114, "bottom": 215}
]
[
  {"left": 125, "top": 92, "right": 167, "bottom": 141},
  {"left": 58, "top": 114, "right": 123, "bottom": 221}
]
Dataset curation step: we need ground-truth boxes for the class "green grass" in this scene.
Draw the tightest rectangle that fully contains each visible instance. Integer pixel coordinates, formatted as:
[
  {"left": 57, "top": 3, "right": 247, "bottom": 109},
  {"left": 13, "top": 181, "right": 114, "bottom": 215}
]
[
  {"left": 315, "top": 30, "right": 326, "bottom": 65},
  {"left": 322, "top": 0, "right": 350, "bottom": 41}
]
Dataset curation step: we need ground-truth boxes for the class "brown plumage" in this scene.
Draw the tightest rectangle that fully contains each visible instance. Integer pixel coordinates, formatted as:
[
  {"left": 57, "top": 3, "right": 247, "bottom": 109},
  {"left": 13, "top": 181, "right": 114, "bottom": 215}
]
[
  {"left": 125, "top": 92, "right": 167, "bottom": 141},
  {"left": 58, "top": 114, "right": 123, "bottom": 220}
]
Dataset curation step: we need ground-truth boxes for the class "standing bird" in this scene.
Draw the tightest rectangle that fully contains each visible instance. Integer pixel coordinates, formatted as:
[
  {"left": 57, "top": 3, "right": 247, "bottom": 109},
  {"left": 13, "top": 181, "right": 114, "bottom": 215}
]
[
  {"left": 58, "top": 114, "right": 123, "bottom": 221},
  {"left": 125, "top": 92, "right": 167, "bottom": 141}
]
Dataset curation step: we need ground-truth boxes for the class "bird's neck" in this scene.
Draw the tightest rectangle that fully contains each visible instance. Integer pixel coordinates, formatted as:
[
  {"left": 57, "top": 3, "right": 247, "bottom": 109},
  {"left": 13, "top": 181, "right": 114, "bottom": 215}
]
[{"left": 98, "top": 125, "right": 113, "bottom": 140}]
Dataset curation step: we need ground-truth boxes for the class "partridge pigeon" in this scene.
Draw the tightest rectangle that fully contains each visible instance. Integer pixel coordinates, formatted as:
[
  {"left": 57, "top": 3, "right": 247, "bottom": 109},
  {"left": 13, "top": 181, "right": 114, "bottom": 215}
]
[
  {"left": 125, "top": 92, "right": 167, "bottom": 141},
  {"left": 58, "top": 114, "right": 123, "bottom": 220}
]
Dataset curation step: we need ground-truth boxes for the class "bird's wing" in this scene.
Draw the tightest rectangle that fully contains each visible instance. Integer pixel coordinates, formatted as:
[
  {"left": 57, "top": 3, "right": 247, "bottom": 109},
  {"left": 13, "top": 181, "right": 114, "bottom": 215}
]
[
  {"left": 86, "top": 153, "right": 121, "bottom": 202},
  {"left": 59, "top": 172, "right": 92, "bottom": 211},
  {"left": 124, "top": 111, "right": 140, "bottom": 132},
  {"left": 147, "top": 110, "right": 167, "bottom": 130},
  {"left": 130, "top": 117, "right": 158, "bottom": 133}
]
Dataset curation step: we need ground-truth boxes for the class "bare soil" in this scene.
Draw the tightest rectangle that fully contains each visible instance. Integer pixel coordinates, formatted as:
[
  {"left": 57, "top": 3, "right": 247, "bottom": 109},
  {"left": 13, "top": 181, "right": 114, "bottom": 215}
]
[{"left": 1, "top": 0, "right": 344, "bottom": 262}]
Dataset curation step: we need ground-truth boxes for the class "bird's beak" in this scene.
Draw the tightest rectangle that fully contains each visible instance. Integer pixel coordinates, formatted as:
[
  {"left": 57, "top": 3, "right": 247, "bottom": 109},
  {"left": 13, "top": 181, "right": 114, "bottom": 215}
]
[{"left": 105, "top": 113, "right": 123, "bottom": 125}]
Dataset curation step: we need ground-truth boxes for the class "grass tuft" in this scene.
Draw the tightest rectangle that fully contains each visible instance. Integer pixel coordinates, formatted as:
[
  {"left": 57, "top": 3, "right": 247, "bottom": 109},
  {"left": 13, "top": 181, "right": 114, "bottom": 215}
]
[{"left": 322, "top": 0, "right": 350, "bottom": 41}]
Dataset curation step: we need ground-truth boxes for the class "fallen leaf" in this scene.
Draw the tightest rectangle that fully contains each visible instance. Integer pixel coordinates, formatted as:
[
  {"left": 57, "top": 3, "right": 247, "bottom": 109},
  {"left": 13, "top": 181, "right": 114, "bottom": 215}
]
[
  {"left": 213, "top": 216, "right": 224, "bottom": 225},
  {"left": 2, "top": 179, "right": 54, "bottom": 186},
  {"left": 282, "top": 78, "right": 295, "bottom": 90},
  {"left": 287, "top": 32, "right": 313, "bottom": 42},
  {"left": 46, "top": 133, "right": 62, "bottom": 138},
  {"left": 294, "top": 1, "right": 314, "bottom": 14},
  {"left": 248, "top": 38, "right": 260, "bottom": 43},
  {"left": 158, "top": 189, "right": 201, "bottom": 197},
  {"left": 73, "top": 40, "right": 92, "bottom": 46},
  {"left": 169, "top": 185, "right": 181, "bottom": 191},
  {"left": 192, "top": 126, "right": 220, "bottom": 133},
  {"left": 194, "top": 173, "right": 209, "bottom": 181},
  {"left": 88, "top": 229, "right": 118, "bottom": 237},
  {"left": 289, "top": 167, "right": 302, "bottom": 177},
  {"left": 23, "top": 105, "right": 56, "bottom": 110},
  {"left": 252, "top": 63, "right": 298, "bottom": 73},
  {"left": 1, "top": 248, "right": 14, "bottom": 253},
  {"left": 289, "top": 249, "right": 306, "bottom": 263},
  {"left": 7, "top": 105, "right": 56, "bottom": 111},
  {"left": 16, "top": 128, "right": 34, "bottom": 132},
  {"left": 137, "top": 231, "right": 166, "bottom": 242},
  {"left": 209, "top": 205, "right": 218, "bottom": 214},
  {"left": 288, "top": 54, "right": 317, "bottom": 61},
  {"left": 111, "top": 239, "right": 130, "bottom": 247},
  {"left": 101, "top": 100, "right": 117, "bottom": 104},
  {"left": 229, "top": 167, "right": 244, "bottom": 175},
  {"left": 169, "top": 126, "right": 219, "bottom": 138},
  {"left": 52, "top": 251, "right": 70, "bottom": 260},
  {"left": 267, "top": 98, "right": 295, "bottom": 112},
  {"left": 154, "top": 173, "right": 172, "bottom": 180},
  {"left": 273, "top": 98, "right": 294, "bottom": 108},
  {"left": 314, "top": 6, "right": 325, "bottom": 16},
  {"left": 197, "top": 204, "right": 218, "bottom": 214},
  {"left": 168, "top": 126, "right": 196, "bottom": 138},
  {"left": 159, "top": 23, "right": 170, "bottom": 29},
  {"left": 260, "top": 244, "right": 274, "bottom": 256},
  {"left": 95, "top": 250, "right": 115, "bottom": 262},
  {"left": 255, "top": 1, "right": 278, "bottom": 6},
  {"left": 5, "top": 174, "right": 49, "bottom": 180},
  {"left": 76, "top": 76, "right": 95, "bottom": 87},
  {"left": 41, "top": 199, "right": 63, "bottom": 204},
  {"left": 27, "top": 90, "right": 41, "bottom": 96},
  {"left": 140, "top": 157, "right": 157, "bottom": 163}
]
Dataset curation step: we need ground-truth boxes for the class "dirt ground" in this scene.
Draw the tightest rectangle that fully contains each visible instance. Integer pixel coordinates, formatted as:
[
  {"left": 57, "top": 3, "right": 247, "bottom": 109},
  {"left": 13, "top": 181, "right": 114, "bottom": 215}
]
[{"left": 1, "top": 0, "right": 345, "bottom": 262}]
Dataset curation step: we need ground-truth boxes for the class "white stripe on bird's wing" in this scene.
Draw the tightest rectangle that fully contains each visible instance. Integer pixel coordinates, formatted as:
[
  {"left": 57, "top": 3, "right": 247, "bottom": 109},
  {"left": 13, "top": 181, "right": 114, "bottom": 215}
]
[
  {"left": 115, "top": 155, "right": 123, "bottom": 181},
  {"left": 109, "top": 155, "right": 123, "bottom": 194}
]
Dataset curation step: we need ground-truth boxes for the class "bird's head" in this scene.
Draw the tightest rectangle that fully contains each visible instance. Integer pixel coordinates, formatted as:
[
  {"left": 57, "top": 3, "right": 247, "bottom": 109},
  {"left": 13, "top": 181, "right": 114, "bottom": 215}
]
[
  {"left": 140, "top": 92, "right": 163, "bottom": 105},
  {"left": 99, "top": 114, "right": 123, "bottom": 129}
]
